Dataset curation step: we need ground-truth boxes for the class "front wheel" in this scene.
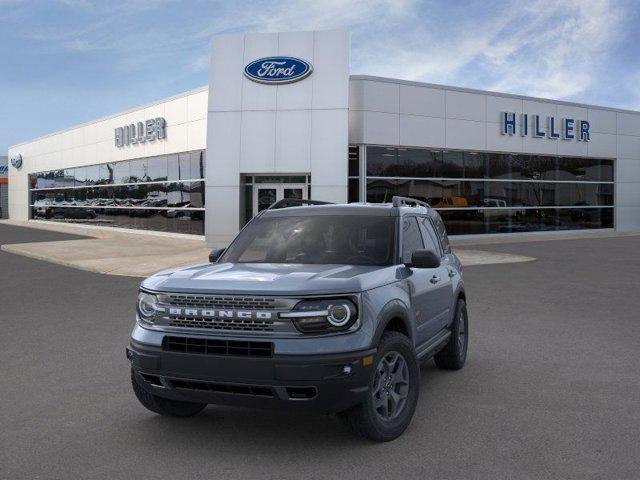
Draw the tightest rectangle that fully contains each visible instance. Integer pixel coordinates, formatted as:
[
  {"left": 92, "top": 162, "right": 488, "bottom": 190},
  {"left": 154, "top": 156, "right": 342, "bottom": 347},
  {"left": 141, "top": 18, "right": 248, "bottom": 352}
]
[
  {"left": 341, "top": 331, "right": 420, "bottom": 441},
  {"left": 131, "top": 369, "right": 206, "bottom": 417},
  {"left": 434, "top": 298, "right": 468, "bottom": 370}
]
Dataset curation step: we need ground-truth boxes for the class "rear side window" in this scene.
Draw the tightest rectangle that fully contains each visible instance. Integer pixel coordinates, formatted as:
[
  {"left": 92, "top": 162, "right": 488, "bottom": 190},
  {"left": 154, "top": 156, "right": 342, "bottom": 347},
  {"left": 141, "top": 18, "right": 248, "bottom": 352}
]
[
  {"left": 432, "top": 215, "right": 451, "bottom": 253},
  {"left": 419, "top": 217, "right": 442, "bottom": 256},
  {"left": 402, "top": 217, "right": 424, "bottom": 264}
]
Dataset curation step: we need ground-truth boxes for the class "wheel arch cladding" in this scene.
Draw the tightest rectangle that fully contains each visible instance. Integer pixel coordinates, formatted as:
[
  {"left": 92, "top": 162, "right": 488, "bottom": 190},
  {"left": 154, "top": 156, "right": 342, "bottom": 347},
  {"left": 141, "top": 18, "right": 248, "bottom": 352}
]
[{"left": 373, "top": 299, "right": 413, "bottom": 345}]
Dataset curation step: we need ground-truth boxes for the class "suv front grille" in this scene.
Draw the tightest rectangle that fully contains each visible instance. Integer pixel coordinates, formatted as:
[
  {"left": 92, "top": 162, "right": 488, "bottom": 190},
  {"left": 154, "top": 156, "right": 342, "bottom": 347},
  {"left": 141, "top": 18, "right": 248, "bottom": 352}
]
[
  {"left": 163, "top": 294, "right": 277, "bottom": 310},
  {"left": 168, "top": 316, "right": 274, "bottom": 331},
  {"left": 163, "top": 336, "right": 273, "bottom": 357},
  {"left": 153, "top": 293, "right": 299, "bottom": 335}
]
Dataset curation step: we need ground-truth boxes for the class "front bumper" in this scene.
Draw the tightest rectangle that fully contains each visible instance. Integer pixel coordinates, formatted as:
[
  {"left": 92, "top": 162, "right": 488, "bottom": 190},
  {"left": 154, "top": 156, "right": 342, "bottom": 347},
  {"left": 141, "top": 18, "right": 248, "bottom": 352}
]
[{"left": 128, "top": 338, "right": 376, "bottom": 414}]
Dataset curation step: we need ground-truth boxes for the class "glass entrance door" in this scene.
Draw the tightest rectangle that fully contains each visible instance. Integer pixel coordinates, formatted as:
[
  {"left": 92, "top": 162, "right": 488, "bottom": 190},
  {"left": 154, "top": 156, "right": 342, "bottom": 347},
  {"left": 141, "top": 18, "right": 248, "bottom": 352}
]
[{"left": 253, "top": 183, "right": 307, "bottom": 216}]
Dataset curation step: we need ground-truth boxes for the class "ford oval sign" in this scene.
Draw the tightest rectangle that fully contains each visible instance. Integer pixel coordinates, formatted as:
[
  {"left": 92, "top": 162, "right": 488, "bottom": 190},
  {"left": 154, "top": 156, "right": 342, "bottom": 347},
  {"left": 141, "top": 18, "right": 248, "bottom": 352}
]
[
  {"left": 244, "top": 56, "right": 313, "bottom": 85},
  {"left": 10, "top": 153, "right": 23, "bottom": 169}
]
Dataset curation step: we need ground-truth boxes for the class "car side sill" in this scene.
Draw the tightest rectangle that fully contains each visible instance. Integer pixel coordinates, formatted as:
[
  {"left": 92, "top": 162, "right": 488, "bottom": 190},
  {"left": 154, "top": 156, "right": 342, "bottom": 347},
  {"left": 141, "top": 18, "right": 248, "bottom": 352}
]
[{"left": 416, "top": 329, "right": 451, "bottom": 360}]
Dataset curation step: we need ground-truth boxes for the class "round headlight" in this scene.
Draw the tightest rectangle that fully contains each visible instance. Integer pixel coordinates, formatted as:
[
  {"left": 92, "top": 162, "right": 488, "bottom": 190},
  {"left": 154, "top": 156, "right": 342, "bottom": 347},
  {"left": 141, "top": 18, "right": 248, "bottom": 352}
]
[
  {"left": 327, "top": 303, "right": 352, "bottom": 327},
  {"left": 137, "top": 292, "right": 157, "bottom": 321},
  {"left": 285, "top": 298, "right": 358, "bottom": 333}
]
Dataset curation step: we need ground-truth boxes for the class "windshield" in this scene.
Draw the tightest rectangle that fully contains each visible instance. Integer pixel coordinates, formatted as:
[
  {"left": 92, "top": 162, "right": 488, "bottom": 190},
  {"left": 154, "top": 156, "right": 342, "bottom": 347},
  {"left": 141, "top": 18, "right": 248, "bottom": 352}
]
[{"left": 220, "top": 215, "right": 396, "bottom": 266}]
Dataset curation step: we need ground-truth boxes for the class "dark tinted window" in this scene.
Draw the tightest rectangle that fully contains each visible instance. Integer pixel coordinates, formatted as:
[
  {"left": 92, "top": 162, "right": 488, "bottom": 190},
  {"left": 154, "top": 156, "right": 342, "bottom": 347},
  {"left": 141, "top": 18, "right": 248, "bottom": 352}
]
[
  {"left": 463, "top": 152, "right": 487, "bottom": 178},
  {"left": 487, "top": 152, "right": 510, "bottom": 179},
  {"left": 190, "top": 151, "right": 205, "bottom": 179},
  {"left": 441, "top": 151, "right": 464, "bottom": 177},
  {"left": 419, "top": 217, "right": 441, "bottom": 255},
  {"left": 129, "top": 159, "right": 148, "bottom": 182},
  {"left": 179, "top": 153, "right": 194, "bottom": 180},
  {"left": 397, "top": 149, "right": 441, "bottom": 177},
  {"left": 85, "top": 165, "right": 100, "bottom": 185},
  {"left": 366, "top": 179, "right": 398, "bottom": 203},
  {"left": 348, "top": 178, "right": 360, "bottom": 203},
  {"left": 348, "top": 146, "right": 360, "bottom": 176},
  {"left": 363, "top": 145, "right": 615, "bottom": 236},
  {"left": 432, "top": 215, "right": 451, "bottom": 253},
  {"left": 148, "top": 155, "right": 168, "bottom": 182},
  {"left": 167, "top": 154, "right": 180, "bottom": 181},
  {"left": 111, "top": 161, "right": 130, "bottom": 184},
  {"left": 366, "top": 147, "right": 397, "bottom": 177},
  {"left": 401, "top": 217, "right": 424, "bottom": 264},
  {"left": 221, "top": 215, "right": 397, "bottom": 266}
]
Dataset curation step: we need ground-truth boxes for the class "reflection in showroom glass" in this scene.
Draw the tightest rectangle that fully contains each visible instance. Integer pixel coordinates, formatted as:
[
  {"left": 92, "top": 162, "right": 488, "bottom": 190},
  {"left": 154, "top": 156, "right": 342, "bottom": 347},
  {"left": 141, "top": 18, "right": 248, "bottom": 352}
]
[
  {"left": 365, "top": 146, "right": 614, "bottom": 182},
  {"left": 347, "top": 146, "right": 615, "bottom": 235},
  {"left": 28, "top": 151, "right": 206, "bottom": 235}
]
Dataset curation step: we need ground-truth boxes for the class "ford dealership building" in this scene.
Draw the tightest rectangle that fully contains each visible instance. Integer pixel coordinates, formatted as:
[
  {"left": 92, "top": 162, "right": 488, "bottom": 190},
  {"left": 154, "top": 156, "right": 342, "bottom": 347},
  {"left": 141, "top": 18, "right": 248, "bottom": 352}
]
[{"left": 7, "top": 29, "right": 640, "bottom": 246}]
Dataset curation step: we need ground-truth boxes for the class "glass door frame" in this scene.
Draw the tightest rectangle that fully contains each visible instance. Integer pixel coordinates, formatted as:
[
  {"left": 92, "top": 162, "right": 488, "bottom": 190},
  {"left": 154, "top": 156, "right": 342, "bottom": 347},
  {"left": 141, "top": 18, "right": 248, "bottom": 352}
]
[{"left": 252, "top": 182, "right": 308, "bottom": 216}]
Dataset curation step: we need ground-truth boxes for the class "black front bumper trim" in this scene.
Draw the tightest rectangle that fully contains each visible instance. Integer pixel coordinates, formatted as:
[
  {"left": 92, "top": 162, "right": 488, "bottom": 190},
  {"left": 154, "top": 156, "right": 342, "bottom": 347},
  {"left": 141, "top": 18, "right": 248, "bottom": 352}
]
[{"left": 129, "top": 340, "right": 375, "bottom": 414}]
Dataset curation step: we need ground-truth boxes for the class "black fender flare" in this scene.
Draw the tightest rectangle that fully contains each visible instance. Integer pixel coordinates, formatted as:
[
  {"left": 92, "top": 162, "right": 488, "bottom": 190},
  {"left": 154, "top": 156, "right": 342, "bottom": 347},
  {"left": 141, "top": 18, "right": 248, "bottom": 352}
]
[
  {"left": 371, "top": 299, "right": 414, "bottom": 347},
  {"left": 445, "top": 286, "right": 466, "bottom": 328}
]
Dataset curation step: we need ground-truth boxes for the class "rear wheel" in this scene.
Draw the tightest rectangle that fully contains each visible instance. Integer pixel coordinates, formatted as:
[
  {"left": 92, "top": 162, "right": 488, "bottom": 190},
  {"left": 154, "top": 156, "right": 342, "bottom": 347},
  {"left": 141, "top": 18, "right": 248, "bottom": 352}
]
[
  {"left": 131, "top": 369, "right": 206, "bottom": 417},
  {"left": 434, "top": 298, "right": 468, "bottom": 370},
  {"left": 341, "top": 331, "right": 419, "bottom": 441}
]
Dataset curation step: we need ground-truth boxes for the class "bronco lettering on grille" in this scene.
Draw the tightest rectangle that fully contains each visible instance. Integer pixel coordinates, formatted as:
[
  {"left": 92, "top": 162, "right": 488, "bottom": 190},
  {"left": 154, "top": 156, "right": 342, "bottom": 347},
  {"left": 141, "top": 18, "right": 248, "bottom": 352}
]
[{"left": 167, "top": 307, "right": 273, "bottom": 320}]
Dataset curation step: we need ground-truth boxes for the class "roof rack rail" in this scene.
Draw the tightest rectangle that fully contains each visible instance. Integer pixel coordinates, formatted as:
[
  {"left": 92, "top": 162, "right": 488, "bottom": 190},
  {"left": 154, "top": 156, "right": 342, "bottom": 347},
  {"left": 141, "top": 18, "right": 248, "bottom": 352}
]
[
  {"left": 268, "top": 198, "right": 333, "bottom": 210},
  {"left": 391, "top": 196, "right": 430, "bottom": 209}
]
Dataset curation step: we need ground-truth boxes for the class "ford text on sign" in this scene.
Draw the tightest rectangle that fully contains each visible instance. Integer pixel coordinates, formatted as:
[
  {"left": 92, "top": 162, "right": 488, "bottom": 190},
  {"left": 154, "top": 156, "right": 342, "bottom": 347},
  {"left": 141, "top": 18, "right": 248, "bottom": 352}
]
[{"left": 244, "top": 57, "right": 313, "bottom": 84}]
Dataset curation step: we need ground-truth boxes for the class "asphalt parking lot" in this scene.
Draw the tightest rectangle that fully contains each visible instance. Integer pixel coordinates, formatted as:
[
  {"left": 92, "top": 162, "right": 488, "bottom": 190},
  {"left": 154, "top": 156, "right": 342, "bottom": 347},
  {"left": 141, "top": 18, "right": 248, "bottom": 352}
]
[{"left": 1, "top": 223, "right": 639, "bottom": 480}]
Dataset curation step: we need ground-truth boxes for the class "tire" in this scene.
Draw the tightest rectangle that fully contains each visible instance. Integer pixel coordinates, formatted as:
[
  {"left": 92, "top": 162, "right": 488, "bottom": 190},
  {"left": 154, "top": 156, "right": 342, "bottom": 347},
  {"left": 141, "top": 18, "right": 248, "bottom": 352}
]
[
  {"left": 434, "top": 298, "right": 468, "bottom": 370},
  {"left": 131, "top": 369, "right": 207, "bottom": 417},
  {"left": 341, "top": 331, "right": 420, "bottom": 442}
]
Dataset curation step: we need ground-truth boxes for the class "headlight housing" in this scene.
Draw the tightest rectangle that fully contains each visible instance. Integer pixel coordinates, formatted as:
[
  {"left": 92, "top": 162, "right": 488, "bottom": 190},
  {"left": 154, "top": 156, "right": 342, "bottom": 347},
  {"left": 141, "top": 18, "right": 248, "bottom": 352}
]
[
  {"left": 137, "top": 291, "right": 160, "bottom": 325},
  {"left": 281, "top": 298, "right": 359, "bottom": 334}
]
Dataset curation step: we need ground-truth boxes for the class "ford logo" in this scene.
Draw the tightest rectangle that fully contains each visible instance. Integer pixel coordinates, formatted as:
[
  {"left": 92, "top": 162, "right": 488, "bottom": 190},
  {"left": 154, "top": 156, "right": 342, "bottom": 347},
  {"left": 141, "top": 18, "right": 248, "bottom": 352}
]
[
  {"left": 10, "top": 153, "right": 23, "bottom": 169},
  {"left": 244, "top": 56, "right": 313, "bottom": 85}
]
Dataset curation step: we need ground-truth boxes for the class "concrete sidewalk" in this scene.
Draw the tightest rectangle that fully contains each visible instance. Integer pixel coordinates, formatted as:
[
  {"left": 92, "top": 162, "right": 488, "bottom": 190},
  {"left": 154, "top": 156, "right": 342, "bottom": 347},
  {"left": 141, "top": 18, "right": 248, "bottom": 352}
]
[
  {"left": 0, "top": 219, "right": 535, "bottom": 277},
  {"left": 0, "top": 220, "right": 210, "bottom": 277}
]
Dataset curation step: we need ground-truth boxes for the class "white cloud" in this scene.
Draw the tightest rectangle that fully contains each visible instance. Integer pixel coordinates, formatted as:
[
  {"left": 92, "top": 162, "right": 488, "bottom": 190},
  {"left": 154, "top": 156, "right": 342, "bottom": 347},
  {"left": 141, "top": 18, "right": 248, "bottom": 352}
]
[
  {"left": 345, "top": 0, "right": 625, "bottom": 101},
  {"left": 7, "top": 0, "right": 633, "bottom": 104},
  {"left": 484, "top": 0, "right": 624, "bottom": 99}
]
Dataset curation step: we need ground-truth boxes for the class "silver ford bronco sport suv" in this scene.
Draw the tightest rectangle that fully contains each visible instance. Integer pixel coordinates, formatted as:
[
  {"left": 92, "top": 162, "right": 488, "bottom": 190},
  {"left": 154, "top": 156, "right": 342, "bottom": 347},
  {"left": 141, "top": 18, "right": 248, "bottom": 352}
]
[{"left": 127, "top": 196, "right": 468, "bottom": 441}]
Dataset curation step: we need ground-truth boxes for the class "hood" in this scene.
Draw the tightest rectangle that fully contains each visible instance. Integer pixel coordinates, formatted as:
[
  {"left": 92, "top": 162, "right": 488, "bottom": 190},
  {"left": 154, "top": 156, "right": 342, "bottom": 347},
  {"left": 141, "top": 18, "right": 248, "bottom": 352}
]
[{"left": 141, "top": 262, "right": 399, "bottom": 296}]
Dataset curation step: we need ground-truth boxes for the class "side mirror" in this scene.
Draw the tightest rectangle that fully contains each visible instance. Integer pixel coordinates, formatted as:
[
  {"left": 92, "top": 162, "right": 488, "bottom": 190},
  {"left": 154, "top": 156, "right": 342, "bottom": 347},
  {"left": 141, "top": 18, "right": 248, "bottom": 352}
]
[
  {"left": 407, "top": 249, "right": 440, "bottom": 269},
  {"left": 209, "top": 248, "right": 225, "bottom": 263}
]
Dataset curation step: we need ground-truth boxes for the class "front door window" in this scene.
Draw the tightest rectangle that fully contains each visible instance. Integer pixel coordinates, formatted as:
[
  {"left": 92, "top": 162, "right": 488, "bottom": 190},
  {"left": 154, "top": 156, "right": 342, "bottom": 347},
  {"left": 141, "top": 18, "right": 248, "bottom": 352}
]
[
  {"left": 257, "top": 188, "right": 277, "bottom": 213},
  {"left": 252, "top": 183, "right": 307, "bottom": 217},
  {"left": 284, "top": 188, "right": 303, "bottom": 200}
]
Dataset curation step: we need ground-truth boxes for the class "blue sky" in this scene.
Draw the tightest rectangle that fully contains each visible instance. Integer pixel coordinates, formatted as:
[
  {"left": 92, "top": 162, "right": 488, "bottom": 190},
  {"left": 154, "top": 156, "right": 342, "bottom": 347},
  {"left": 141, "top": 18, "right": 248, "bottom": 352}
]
[{"left": 2, "top": 0, "right": 639, "bottom": 153}]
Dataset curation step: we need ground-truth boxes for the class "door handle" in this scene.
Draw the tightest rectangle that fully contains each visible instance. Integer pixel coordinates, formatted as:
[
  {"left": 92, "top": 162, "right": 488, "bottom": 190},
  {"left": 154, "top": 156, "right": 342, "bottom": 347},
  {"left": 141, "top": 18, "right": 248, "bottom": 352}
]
[{"left": 430, "top": 275, "right": 441, "bottom": 284}]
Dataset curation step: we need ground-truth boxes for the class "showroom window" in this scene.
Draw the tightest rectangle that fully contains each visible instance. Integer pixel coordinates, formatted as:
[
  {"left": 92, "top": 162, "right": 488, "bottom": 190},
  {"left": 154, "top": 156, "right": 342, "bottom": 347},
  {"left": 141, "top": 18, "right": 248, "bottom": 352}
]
[
  {"left": 351, "top": 146, "right": 614, "bottom": 235},
  {"left": 29, "top": 151, "right": 206, "bottom": 235}
]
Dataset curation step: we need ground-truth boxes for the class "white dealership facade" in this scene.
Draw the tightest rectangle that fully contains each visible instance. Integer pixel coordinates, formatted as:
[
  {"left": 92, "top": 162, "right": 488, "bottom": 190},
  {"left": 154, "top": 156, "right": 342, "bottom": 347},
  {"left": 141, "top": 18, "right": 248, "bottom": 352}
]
[{"left": 7, "top": 29, "right": 640, "bottom": 246}]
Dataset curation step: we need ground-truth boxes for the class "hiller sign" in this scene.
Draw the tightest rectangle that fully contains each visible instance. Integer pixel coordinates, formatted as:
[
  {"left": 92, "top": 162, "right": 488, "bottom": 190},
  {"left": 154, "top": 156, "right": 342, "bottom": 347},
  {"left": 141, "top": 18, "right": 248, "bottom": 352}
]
[
  {"left": 115, "top": 117, "right": 166, "bottom": 147},
  {"left": 500, "top": 112, "right": 590, "bottom": 142}
]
